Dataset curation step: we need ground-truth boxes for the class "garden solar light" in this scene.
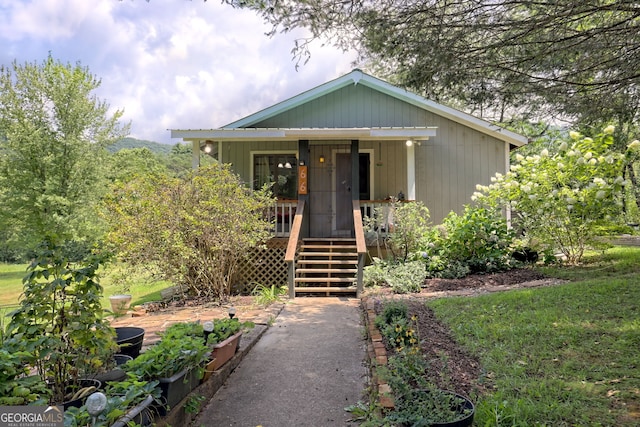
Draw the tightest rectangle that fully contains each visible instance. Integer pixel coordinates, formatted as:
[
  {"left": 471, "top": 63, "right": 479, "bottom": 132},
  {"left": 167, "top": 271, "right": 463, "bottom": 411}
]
[
  {"left": 86, "top": 391, "right": 107, "bottom": 427},
  {"left": 228, "top": 307, "right": 236, "bottom": 319}
]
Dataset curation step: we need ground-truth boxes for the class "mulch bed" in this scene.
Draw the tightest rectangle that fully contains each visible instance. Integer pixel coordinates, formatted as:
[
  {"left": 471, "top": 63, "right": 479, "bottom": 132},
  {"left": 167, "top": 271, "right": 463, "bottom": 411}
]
[{"left": 372, "top": 268, "right": 553, "bottom": 399}]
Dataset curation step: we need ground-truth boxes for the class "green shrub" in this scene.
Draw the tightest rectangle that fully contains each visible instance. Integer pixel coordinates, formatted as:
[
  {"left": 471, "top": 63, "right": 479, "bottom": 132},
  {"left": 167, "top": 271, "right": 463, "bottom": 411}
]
[
  {"left": 387, "top": 202, "right": 436, "bottom": 262},
  {"left": 386, "top": 261, "right": 427, "bottom": 293},
  {"left": 474, "top": 127, "right": 630, "bottom": 264},
  {"left": 363, "top": 258, "right": 391, "bottom": 287},
  {"left": 425, "top": 206, "right": 515, "bottom": 275}
]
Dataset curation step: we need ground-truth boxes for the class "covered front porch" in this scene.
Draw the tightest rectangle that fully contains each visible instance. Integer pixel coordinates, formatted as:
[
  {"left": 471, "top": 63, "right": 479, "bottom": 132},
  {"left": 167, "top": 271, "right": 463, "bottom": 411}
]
[{"left": 171, "top": 127, "right": 435, "bottom": 297}]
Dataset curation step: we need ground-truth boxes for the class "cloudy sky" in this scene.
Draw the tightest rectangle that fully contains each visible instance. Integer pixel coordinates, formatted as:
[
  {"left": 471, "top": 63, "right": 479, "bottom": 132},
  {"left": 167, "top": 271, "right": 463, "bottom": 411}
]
[{"left": 0, "top": 0, "right": 358, "bottom": 144}]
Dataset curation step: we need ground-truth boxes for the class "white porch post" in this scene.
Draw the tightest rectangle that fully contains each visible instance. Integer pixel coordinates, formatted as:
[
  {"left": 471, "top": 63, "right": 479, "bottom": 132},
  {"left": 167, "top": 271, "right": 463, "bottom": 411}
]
[
  {"left": 191, "top": 140, "right": 199, "bottom": 170},
  {"left": 406, "top": 142, "right": 416, "bottom": 200}
]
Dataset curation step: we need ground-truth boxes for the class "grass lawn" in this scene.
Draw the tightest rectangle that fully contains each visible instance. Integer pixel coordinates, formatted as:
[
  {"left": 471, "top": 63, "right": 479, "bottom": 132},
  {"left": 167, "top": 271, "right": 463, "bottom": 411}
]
[
  {"left": 0, "top": 263, "right": 168, "bottom": 316},
  {"left": 428, "top": 246, "right": 640, "bottom": 426}
]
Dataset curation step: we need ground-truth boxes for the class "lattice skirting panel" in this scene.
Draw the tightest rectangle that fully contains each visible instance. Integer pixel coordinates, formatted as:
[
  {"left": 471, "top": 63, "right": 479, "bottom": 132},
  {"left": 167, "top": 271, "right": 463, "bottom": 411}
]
[{"left": 232, "top": 239, "right": 291, "bottom": 294}]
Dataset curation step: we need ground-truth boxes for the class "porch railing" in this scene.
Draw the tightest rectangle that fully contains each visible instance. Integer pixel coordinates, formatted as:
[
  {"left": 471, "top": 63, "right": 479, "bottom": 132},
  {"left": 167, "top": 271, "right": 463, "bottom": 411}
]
[
  {"left": 359, "top": 200, "right": 399, "bottom": 235},
  {"left": 269, "top": 199, "right": 401, "bottom": 239},
  {"left": 266, "top": 199, "right": 298, "bottom": 237}
]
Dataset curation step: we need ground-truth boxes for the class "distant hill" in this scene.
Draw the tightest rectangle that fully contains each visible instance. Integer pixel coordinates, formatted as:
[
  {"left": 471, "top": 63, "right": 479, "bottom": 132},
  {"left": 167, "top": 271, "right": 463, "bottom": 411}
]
[{"left": 109, "top": 137, "right": 175, "bottom": 155}]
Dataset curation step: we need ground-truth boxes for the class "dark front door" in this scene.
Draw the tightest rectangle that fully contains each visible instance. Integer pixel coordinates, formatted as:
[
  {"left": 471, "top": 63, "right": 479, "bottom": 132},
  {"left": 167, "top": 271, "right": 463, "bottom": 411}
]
[{"left": 335, "top": 153, "right": 353, "bottom": 234}]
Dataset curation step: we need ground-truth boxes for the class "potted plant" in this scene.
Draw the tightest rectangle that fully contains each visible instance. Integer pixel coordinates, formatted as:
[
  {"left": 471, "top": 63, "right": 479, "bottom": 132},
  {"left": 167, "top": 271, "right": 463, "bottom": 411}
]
[
  {"left": 203, "top": 318, "right": 254, "bottom": 373},
  {"left": 123, "top": 329, "right": 208, "bottom": 414},
  {"left": 5, "top": 245, "right": 119, "bottom": 406},
  {"left": 109, "top": 294, "right": 132, "bottom": 315}
]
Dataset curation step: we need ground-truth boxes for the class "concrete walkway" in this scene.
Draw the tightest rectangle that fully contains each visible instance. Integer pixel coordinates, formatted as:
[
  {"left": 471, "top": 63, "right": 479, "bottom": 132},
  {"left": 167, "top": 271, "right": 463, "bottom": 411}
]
[{"left": 194, "top": 297, "right": 368, "bottom": 427}]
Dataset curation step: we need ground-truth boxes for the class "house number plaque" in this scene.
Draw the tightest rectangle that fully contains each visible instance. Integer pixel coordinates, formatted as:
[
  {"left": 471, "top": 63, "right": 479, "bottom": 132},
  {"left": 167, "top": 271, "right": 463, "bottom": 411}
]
[{"left": 298, "top": 165, "right": 308, "bottom": 195}]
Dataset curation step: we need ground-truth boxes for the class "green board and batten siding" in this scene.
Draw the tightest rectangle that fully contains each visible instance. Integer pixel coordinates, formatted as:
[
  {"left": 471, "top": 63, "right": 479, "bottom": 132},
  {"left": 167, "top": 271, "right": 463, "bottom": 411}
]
[{"left": 218, "top": 82, "right": 506, "bottom": 224}]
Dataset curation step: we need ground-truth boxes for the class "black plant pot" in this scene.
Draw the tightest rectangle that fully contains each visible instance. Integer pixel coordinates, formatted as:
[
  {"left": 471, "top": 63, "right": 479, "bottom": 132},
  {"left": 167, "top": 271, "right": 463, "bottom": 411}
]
[
  {"left": 401, "top": 390, "right": 475, "bottom": 427},
  {"left": 93, "top": 354, "right": 134, "bottom": 384},
  {"left": 115, "top": 327, "right": 145, "bottom": 358},
  {"left": 156, "top": 368, "right": 201, "bottom": 416},
  {"left": 428, "top": 391, "right": 474, "bottom": 427},
  {"left": 111, "top": 394, "right": 156, "bottom": 427}
]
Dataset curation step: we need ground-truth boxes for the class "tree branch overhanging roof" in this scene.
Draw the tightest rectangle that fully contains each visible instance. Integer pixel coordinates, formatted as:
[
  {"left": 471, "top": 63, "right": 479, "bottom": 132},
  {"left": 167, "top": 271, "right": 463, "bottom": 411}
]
[{"left": 170, "top": 69, "right": 527, "bottom": 147}]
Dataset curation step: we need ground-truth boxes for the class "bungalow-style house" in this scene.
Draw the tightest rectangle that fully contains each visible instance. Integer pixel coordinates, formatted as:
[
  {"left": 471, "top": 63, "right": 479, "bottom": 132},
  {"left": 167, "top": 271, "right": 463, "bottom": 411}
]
[{"left": 171, "top": 69, "right": 527, "bottom": 297}]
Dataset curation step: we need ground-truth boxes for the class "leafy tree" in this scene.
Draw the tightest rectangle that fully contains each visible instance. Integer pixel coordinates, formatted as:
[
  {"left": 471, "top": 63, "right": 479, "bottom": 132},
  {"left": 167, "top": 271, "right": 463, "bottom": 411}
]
[
  {"left": 102, "top": 164, "right": 274, "bottom": 300},
  {"left": 228, "top": 0, "right": 639, "bottom": 129},
  {"left": 162, "top": 142, "right": 215, "bottom": 178},
  {"left": 105, "top": 147, "right": 168, "bottom": 184},
  {"left": 474, "top": 126, "right": 630, "bottom": 263},
  {"left": 0, "top": 56, "right": 129, "bottom": 252}
]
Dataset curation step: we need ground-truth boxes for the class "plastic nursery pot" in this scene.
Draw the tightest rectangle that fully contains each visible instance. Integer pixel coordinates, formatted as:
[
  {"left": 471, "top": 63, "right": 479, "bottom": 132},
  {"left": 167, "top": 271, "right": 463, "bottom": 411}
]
[
  {"left": 115, "top": 327, "right": 145, "bottom": 359},
  {"left": 109, "top": 294, "right": 133, "bottom": 315}
]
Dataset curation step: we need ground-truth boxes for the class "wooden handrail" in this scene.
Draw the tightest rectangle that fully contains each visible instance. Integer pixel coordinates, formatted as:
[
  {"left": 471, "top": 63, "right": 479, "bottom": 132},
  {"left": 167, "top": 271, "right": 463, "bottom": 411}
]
[
  {"left": 352, "top": 200, "right": 367, "bottom": 297},
  {"left": 285, "top": 200, "right": 305, "bottom": 262},
  {"left": 352, "top": 200, "right": 367, "bottom": 256},
  {"left": 285, "top": 200, "right": 305, "bottom": 298}
]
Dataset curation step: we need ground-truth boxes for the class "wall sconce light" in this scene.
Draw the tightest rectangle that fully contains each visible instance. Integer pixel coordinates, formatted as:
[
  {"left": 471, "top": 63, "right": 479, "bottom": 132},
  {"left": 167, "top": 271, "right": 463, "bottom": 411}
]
[
  {"left": 203, "top": 140, "right": 214, "bottom": 153},
  {"left": 319, "top": 155, "right": 325, "bottom": 164},
  {"left": 405, "top": 140, "right": 414, "bottom": 147},
  {"left": 284, "top": 162, "right": 292, "bottom": 169}
]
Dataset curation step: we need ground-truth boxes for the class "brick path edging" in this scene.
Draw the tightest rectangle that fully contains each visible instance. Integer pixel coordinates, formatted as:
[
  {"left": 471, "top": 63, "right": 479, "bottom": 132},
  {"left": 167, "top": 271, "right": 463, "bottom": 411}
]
[{"left": 362, "top": 296, "right": 395, "bottom": 411}]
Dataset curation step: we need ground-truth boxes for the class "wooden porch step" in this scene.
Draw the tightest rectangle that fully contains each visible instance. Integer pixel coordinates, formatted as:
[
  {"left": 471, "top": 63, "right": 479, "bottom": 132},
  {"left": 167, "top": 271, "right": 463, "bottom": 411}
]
[
  {"left": 293, "top": 238, "right": 360, "bottom": 297},
  {"left": 298, "top": 252, "right": 357, "bottom": 257},
  {"left": 300, "top": 244, "right": 358, "bottom": 250},
  {"left": 297, "top": 259, "right": 358, "bottom": 265},
  {"left": 294, "top": 286, "right": 357, "bottom": 294},
  {"left": 296, "top": 268, "right": 358, "bottom": 274},
  {"left": 294, "top": 277, "right": 355, "bottom": 283},
  {"left": 303, "top": 238, "right": 355, "bottom": 242}
]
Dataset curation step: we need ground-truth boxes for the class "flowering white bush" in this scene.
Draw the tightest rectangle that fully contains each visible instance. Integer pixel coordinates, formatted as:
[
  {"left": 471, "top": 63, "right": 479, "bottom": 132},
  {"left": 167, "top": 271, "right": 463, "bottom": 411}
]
[{"left": 473, "top": 127, "right": 627, "bottom": 264}]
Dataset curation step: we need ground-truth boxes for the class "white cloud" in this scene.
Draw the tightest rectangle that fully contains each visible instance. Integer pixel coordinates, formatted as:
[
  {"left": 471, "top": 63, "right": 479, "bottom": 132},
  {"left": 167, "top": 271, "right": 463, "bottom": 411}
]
[{"left": 0, "top": 0, "right": 358, "bottom": 144}]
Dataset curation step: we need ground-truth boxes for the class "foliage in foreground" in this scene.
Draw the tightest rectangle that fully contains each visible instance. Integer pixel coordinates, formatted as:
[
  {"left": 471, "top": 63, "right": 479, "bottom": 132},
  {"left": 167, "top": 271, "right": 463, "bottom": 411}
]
[
  {"left": 4, "top": 245, "right": 117, "bottom": 405},
  {"left": 429, "top": 247, "right": 640, "bottom": 426},
  {"left": 103, "top": 164, "right": 275, "bottom": 300}
]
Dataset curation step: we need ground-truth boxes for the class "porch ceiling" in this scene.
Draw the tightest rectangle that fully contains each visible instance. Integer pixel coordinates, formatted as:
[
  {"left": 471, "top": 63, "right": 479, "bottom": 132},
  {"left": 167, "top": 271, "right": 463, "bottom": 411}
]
[{"left": 170, "top": 126, "right": 437, "bottom": 142}]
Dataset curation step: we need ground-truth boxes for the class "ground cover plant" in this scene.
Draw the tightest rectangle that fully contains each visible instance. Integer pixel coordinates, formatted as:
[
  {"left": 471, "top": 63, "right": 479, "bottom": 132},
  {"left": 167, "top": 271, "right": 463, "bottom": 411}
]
[{"left": 424, "top": 246, "right": 640, "bottom": 426}]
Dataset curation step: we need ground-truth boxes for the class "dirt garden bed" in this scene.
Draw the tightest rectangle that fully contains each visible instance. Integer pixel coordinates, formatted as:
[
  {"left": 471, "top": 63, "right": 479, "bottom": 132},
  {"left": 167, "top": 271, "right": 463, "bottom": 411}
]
[{"left": 365, "top": 267, "right": 564, "bottom": 401}]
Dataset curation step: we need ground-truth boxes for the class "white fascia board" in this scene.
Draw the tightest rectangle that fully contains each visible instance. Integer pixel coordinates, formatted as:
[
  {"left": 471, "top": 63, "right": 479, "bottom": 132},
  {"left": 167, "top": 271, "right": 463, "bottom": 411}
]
[
  {"left": 171, "top": 129, "right": 286, "bottom": 140},
  {"left": 224, "top": 72, "right": 362, "bottom": 128},
  {"left": 357, "top": 74, "right": 528, "bottom": 147},
  {"left": 171, "top": 127, "right": 438, "bottom": 142},
  {"left": 370, "top": 128, "right": 436, "bottom": 139}
]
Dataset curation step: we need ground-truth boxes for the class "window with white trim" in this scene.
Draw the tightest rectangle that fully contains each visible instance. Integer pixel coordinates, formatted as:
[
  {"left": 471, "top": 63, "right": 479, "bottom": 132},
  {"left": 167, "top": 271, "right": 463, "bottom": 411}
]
[{"left": 253, "top": 154, "right": 298, "bottom": 199}]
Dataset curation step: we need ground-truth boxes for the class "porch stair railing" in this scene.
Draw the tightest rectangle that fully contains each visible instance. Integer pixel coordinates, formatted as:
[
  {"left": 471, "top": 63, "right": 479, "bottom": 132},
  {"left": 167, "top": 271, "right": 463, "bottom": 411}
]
[{"left": 285, "top": 200, "right": 366, "bottom": 298}]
